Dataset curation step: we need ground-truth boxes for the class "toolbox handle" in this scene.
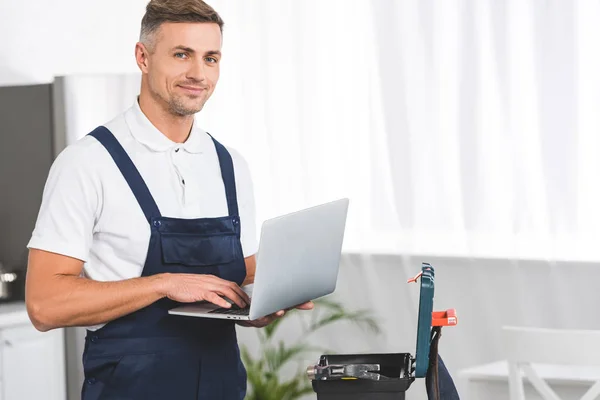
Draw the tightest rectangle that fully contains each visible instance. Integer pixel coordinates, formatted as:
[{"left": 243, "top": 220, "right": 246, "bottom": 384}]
[{"left": 431, "top": 309, "right": 458, "bottom": 327}]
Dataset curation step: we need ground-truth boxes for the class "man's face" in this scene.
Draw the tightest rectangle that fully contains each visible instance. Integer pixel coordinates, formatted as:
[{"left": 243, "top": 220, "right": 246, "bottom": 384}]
[{"left": 142, "top": 22, "right": 222, "bottom": 116}]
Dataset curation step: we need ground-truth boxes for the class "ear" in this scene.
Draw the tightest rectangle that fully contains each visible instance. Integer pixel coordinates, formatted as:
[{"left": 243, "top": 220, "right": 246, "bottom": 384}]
[{"left": 135, "top": 42, "right": 150, "bottom": 73}]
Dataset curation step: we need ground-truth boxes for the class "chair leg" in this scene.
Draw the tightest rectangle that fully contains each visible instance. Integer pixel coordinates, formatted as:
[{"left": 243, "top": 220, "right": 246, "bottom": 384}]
[
  {"left": 523, "top": 364, "right": 562, "bottom": 400},
  {"left": 508, "top": 363, "right": 526, "bottom": 400}
]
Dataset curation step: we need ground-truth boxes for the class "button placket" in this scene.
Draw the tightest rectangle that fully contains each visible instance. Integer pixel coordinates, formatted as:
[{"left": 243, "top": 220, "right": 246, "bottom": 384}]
[{"left": 170, "top": 148, "right": 187, "bottom": 205}]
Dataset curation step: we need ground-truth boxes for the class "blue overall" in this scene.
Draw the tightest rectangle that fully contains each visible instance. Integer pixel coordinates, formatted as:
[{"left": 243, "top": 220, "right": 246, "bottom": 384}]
[{"left": 81, "top": 126, "right": 247, "bottom": 400}]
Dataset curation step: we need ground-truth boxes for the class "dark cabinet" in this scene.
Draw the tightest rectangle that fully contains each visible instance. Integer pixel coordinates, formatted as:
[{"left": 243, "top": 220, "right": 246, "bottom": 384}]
[{"left": 0, "top": 84, "right": 54, "bottom": 293}]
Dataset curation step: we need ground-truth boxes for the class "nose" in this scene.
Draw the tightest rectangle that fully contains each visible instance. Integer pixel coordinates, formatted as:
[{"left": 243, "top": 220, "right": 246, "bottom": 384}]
[{"left": 186, "top": 58, "right": 206, "bottom": 82}]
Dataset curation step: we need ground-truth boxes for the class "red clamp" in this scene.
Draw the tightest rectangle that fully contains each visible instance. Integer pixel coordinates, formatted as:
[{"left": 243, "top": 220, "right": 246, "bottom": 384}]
[{"left": 432, "top": 309, "right": 458, "bottom": 327}]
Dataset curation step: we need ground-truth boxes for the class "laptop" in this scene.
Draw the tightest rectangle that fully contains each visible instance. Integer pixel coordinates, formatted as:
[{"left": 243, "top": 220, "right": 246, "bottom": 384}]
[{"left": 168, "top": 198, "right": 349, "bottom": 321}]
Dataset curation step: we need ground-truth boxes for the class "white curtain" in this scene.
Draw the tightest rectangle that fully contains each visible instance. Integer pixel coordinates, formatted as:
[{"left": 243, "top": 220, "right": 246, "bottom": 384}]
[
  {"left": 199, "top": 0, "right": 600, "bottom": 263},
  {"left": 194, "top": 2, "right": 600, "bottom": 398},
  {"left": 197, "top": 0, "right": 378, "bottom": 255}
]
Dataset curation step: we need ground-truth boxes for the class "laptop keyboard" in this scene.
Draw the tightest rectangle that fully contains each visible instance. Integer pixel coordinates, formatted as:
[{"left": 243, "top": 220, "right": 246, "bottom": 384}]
[{"left": 209, "top": 305, "right": 250, "bottom": 316}]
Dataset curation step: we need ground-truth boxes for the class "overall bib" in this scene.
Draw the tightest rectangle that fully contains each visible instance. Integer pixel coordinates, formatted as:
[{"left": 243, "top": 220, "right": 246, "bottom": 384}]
[{"left": 81, "top": 126, "right": 247, "bottom": 400}]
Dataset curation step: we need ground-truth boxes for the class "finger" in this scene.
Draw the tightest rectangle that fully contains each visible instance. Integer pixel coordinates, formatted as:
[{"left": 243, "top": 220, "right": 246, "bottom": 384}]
[
  {"left": 219, "top": 287, "right": 248, "bottom": 308},
  {"left": 250, "top": 315, "right": 275, "bottom": 327},
  {"left": 207, "top": 292, "right": 232, "bottom": 308},
  {"left": 212, "top": 277, "right": 250, "bottom": 305},
  {"left": 260, "top": 311, "right": 284, "bottom": 325},
  {"left": 256, "top": 317, "right": 274, "bottom": 328},
  {"left": 248, "top": 320, "right": 265, "bottom": 328},
  {"left": 227, "top": 281, "right": 251, "bottom": 304},
  {"left": 295, "top": 301, "right": 314, "bottom": 310}
]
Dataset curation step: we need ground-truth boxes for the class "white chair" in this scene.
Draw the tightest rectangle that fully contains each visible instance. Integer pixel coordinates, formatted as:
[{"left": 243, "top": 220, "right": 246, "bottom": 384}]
[{"left": 504, "top": 326, "right": 600, "bottom": 400}]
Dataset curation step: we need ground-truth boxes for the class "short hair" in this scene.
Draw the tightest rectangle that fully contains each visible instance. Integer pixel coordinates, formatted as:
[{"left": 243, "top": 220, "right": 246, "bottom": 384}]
[{"left": 140, "top": 0, "right": 224, "bottom": 49}]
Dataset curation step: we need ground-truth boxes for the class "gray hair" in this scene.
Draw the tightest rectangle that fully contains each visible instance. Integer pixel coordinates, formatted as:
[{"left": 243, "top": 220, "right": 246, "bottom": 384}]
[{"left": 140, "top": 0, "right": 224, "bottom": 51}]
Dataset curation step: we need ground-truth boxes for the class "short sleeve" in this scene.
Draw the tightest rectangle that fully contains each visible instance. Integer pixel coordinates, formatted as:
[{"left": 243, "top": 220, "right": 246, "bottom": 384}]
[
  {"left": 27, "top": 140, "right": 101, "bottom": 262},
  {"left": 229, "top": 148, "right": 259, "bottom": 257}
]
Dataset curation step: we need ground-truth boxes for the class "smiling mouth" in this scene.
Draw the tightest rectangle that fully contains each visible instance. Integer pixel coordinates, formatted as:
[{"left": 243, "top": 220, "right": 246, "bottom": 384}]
[{"left": 178, "top": 85, "right": 207, "bottom": 95}]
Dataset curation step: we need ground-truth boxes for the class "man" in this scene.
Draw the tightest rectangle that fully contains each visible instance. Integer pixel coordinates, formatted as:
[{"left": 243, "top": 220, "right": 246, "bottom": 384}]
[{"left": 25, "top": 0, "right": 312, "bottom": 399}]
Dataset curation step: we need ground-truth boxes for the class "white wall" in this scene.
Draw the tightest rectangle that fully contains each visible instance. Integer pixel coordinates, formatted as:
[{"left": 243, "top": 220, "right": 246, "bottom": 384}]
[{"left": 0, "top": 0, "right": 147, "bottom": 86}]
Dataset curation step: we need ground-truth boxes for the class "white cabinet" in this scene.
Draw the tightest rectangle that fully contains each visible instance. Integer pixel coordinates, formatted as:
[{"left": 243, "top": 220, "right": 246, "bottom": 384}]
[{"left": 0, "top": 304, "right": 66, "bottom": 400}]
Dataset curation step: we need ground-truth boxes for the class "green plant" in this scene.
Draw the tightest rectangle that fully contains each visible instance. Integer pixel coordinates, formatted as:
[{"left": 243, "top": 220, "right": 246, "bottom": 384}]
[{"left": 241, "top": 298, "right": 381, "bottom": 400}]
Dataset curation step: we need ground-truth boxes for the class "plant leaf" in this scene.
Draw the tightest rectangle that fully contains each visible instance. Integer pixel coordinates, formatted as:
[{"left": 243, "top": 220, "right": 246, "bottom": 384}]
[
  {"left": 263, "top": 341, "right": 323, "bottom": 372},
  {"left": 313, "top": 298, "right": 345, "bottom": 312},
  {"left": 277, "top": 377, "right": 314, "bottom": 400},
  {"left": 308, "top": 309, "right": 381, "bottom": 335},
  {"left": 263, "top": 312, "right": 285, "bottom": 340}
]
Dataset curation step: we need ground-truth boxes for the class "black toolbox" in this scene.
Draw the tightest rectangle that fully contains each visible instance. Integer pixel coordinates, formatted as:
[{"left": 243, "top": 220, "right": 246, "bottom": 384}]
[{"left": 307, "top": 263, "right": 458, "bottom": 400}]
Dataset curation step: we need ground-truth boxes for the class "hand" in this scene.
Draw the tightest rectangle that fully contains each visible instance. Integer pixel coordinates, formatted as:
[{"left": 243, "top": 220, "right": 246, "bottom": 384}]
[
  {"left": 157, "top": 273, "right": 250, "bottom": 309},
  {"left": 294, "top": 301, "right": 314, "bottom": 311},
  {"left": 237, "top": 300, "right": 315, "bottom": 328}
]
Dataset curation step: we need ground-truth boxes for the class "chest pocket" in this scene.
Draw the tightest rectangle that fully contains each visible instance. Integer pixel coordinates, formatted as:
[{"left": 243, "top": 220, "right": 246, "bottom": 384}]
[{"left": 160, "top": 232, "right": 243, "bottom": 267}]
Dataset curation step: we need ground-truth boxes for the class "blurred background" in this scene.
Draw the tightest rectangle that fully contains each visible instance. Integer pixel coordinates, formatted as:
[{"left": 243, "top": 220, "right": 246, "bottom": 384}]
[{"left": 2, "top": 0, "right": 600, "bottom": 399}]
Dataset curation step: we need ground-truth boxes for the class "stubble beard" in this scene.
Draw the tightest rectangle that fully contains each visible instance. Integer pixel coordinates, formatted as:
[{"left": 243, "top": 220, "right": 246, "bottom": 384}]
[{"left": 150, "top": 86, "right": 205, "bottom": 117}]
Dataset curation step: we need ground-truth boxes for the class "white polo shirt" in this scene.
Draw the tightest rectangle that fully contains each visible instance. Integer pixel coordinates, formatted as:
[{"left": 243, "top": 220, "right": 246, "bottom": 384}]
[{"left": 28, "top": 99, "right": 258, "bottom": 285}]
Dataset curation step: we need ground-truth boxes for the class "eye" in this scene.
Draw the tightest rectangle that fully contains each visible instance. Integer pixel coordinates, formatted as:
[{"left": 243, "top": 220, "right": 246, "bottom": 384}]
[
  {"left": 174, "top": 52, "right": 188, "bottom": 59},
  {"left": 205, "top": 56, "right": 219, "bottom": 64}
]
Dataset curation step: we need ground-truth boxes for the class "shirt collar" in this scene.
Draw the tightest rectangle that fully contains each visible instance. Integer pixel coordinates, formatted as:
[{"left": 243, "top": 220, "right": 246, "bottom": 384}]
[{"left": 124, "top": 98, "right": 210, "bottom": 154}]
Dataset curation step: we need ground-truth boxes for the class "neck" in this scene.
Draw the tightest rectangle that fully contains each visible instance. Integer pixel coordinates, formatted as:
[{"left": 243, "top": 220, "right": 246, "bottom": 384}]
[{"left": 138, "top": 88, "right": 194, "bottom": 144}]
